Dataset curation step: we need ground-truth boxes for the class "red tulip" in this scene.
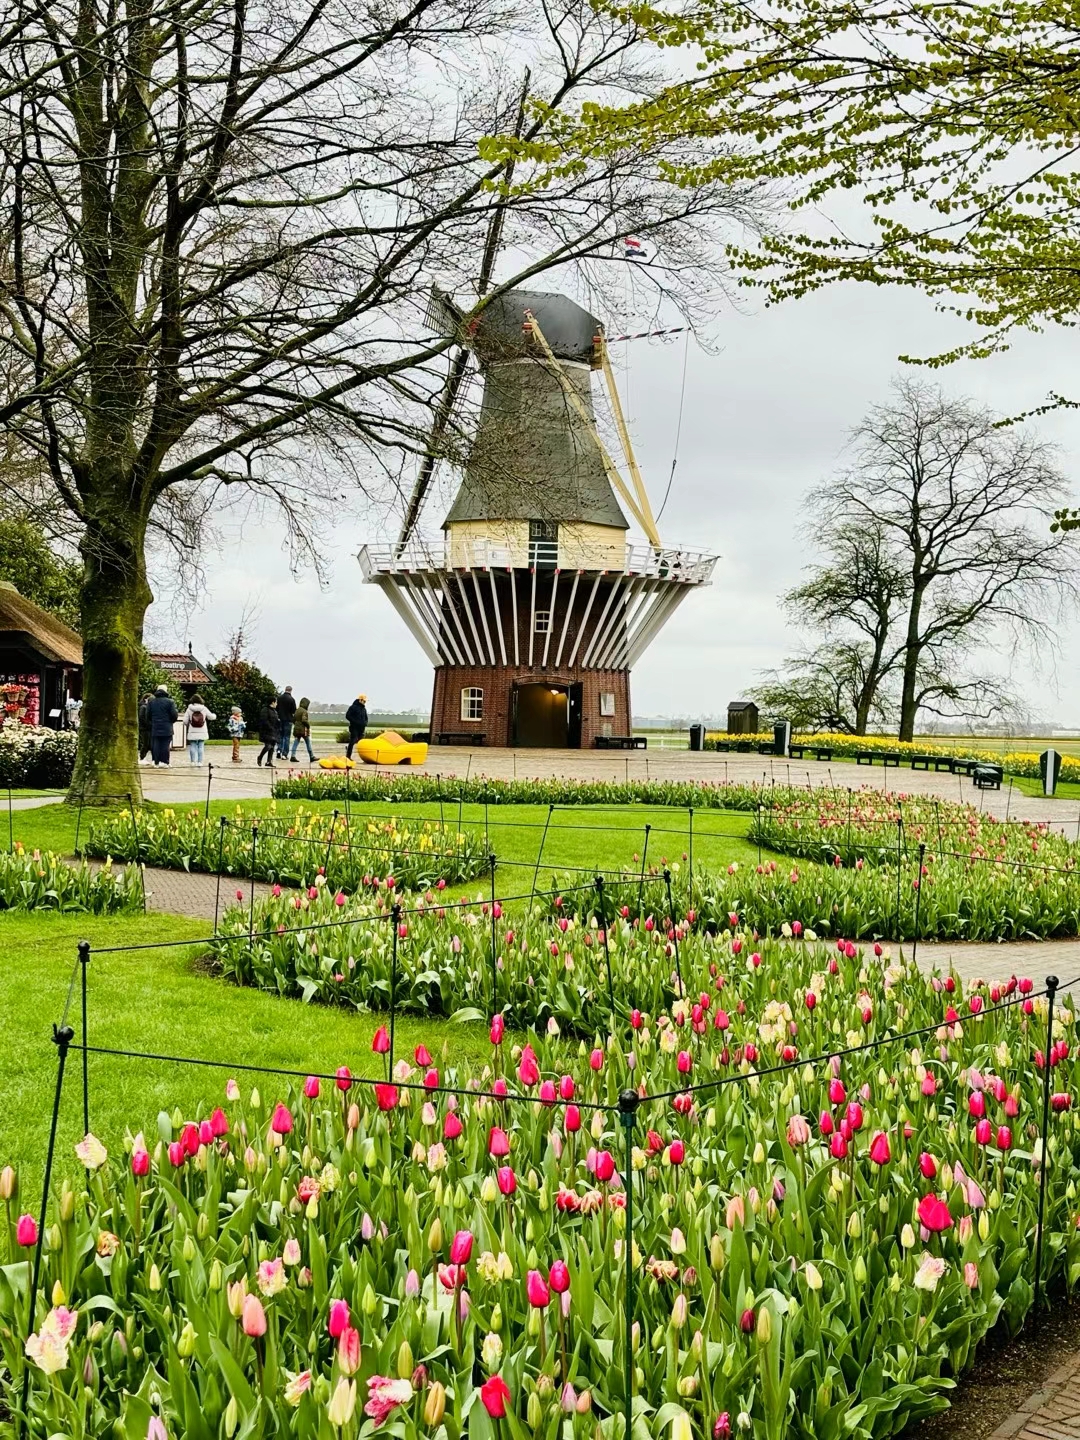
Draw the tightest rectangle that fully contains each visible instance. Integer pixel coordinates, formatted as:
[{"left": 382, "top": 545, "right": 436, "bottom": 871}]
[
  {"left": 16, "top": 1214, "right": 37, "bottom": 1246},
  {"left": 480, "top": 1376, "right": 511, "bottom": 1419},
  {"left": 590, "top": 1048, "right": 604, "bottom": 1071},
  {"left": 210, "top": 1107, "right": 229, "bottom": 1137},
  {"left": 996, "top": 1125, "right": 1013, "bottom": 1151},
  {"left": 739, "top": 1308, "right": 755, "bottom": 1333},
  {"left": 868, "top": 1131, "right": 891, "bottom": 1166},
  {"left": 968, "top": 1091, "right": 986, "bottom": 1119},
  {"left": 631, "top": 1010, "right": 643, "bottom": 1029},
  {"left": 918, "top": 1152, "right": 937, "bottom": 1179},
  {"left": 969, "top": 995, "right": 983, "bottom": 1015},
  {"left": 450, "top": 1230, "right": 474, "bottom": 1265},
  {"left": 496, "top": 1165, "right": 516, "bottom": 1196},
  {"left": 828, "top": 1079, "right": 846, "bottom": 1106},
  {"left": 917, "top": 1193, "right": 953, "bottom": 1232},
  {"left": 714, "top": 1009, "right": 730, "bottom": 1031},
  {"left": 1019, "top": 977, "right": 1033, "bottom": 994},
  {"left": 374, "top": 1084, "right": 398, "bottom": 1111},
  {"left": 444, "top": 1112, "right": 463, "bottom": 1141},
  {"left": 676, "top": 1050, "right": 692, "bottom": 1074},
  {"left": 303, "top": 1075, "right": 320, "bottom": 1099},
  {"left": 829, "top": 1133, "right": 848, "bottom": 1160},
  {"left": 414, "top": 1045, "right": 432, "bottom": 1068},
  {"left": 490, "top": 1014, "right": 505, "bottom": 1045},
  {"left": 424, "top": 1068, "right": 440, "bottom": 1090},
  {"left": 559, "top": 1075, "right": 575, "bottom": 1101},
  {"left": 336, "top": 1066, "right": 352, "bottom": 1092},
  {"left": 372, "top": 1026, "right": 390, "bottom": 1054},
  {"left": 818, "top": 1110, "right": 834, "bottom": 1137},
  {"left": 539, "top": 1080, "right": 557, "bottom": 1106},
  {"left": 565, "top": 1104, "right": 582, "bottom": 1133},
  {"left": 168, "top": 1141, "right": 185, "bottom": 1167},
  {"left": 181, "top": 1122, "right": 200, "bottom": 1156},
  {"left": 974, "top": 1119, "right": 992, "bottom": 1146},
  {"left": 271, "top": 1103, "right": 293, "bottom": 1136},
  {"left": 526, "top": 1269, "right": 550, "bottom": 1307},
  {"left": 1052, "top": 1093, "right": 1072, "bottom": 1112},
  {"left": 669, "top": 1139, "right": 685, "bottom": 1165},
  {"left": 493, "top": 1077, "right": 508, "bottom": 1097},
  {"left": 549, "top": 1260, "right": 571, "bottom": 1293},
  {"left": 845, "top": 1102, "right": 863, "bottom": 1131},
  {"left": 805, "top": 991, "right": 816, "bottom": 1010},
  {"left": 595, "top": 1150, "right": 616, "bottom": 1183}
]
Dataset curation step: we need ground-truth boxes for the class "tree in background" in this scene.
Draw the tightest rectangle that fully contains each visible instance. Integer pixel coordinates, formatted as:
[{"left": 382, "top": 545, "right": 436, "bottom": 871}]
[
  {"left": 758, "top": 382, "right": 1077, "bottom": 739},
  {"left": 0, "top": 0, "right": 765, "bottom": 803},
  {"left": 202, "top": 623, "right": 276, "bottom": 741},
  {"left": 0, "top": 517, "right": 81, "bottom": 628}
]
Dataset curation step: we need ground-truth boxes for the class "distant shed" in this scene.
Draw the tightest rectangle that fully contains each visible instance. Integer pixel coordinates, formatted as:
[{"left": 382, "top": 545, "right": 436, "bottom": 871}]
[
  {"left": 0, "top": 581, "right": 82, "bottom": 728},
  {"left": 726, "top": 699, "right": 760, "bottom": 734}
]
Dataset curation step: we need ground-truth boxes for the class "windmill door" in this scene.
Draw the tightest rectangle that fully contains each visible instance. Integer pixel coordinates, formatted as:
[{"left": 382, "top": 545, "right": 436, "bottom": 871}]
[{"left": 567, "top": 683, "right": 583, "bottom": 748}]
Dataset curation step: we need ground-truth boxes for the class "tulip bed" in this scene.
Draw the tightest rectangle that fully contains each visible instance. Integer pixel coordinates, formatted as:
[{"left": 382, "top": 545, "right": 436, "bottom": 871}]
[
  {"left": 4, "top": 930, "right": 1080, "bottom": 1440},
  {"left": 0, "top": 844, "right": 143, "bottom": 913},
  {"left": 83, "top": 805, "right": 489, "bottom": 893}
]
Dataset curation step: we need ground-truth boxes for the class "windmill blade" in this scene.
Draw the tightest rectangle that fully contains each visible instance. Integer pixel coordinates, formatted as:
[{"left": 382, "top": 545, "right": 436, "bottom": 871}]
[{"left": 397, "top": 70, "right": 531, "bottom": 552}]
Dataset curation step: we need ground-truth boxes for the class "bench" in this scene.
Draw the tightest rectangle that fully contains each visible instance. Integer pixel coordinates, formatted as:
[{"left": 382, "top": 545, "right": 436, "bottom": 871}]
[
  {"left": 594, "top": 735, "right": 647, "bottom": 750},
  {"left": 855, "top": 751, "right": 902, "bottom": 767},
  {"left": 433, "top": 731, "right": 486, "bottom": 745},
  {"left": 973, "top": 763, "right": 1003, "bottom": 791},
  {"left": 951, "top": 758, "right": 977, "bottom": 778},
  {"left": 788, "top": 745, "right": 833, "bottom": 762}
]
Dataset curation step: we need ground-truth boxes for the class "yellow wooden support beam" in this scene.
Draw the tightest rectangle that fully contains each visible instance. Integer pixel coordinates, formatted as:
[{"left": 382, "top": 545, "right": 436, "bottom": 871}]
[{"left": 599, "top": 339, "right": 661, "bottom": 548}]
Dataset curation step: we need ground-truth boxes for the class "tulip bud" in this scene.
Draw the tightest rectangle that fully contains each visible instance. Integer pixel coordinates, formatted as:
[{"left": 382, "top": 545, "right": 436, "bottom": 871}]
[
  {"left": 480, "top": 1175, "right": 498, "bottom": 1204},
  {"left": 847, "top": 1211, "right": 861, "bottom": 1239},
  {"left": 197, "top": 1213, "right": 209, "bottom": 1240},
  {"left": 51, "top": 1279, "right": 66, "bottom": 1306},
  {"left": 491, "top": 1303, "right": 503, "bottom": 1332},
  {"left": 979, "top": 1211, "right": 990, "bottom": 1241},
  {"left": 149, "top": 1263, "right": 162, "bottom": 1291},
  {"left": 424, "top": 1383, "right": 446, "bottom": 1428},
  {"left": 428, "top": 1217, "right": 443, "bottom": 1253},
  {"left": 755, "top": 1307, "right": 772, "bottom": 1345},
  {"left": 209, "top": 1259, "right": 223, "bottom": 1292},
  {"left": 183, "top": 1234, "right": 196, "bottom": 1263},
  {"left": 0, "top": 1165, "right": 14, "bottom": 1199},
  {"left": 709, "top": 1234, "right": 725, "bottom": 1271},
  {"left": 804, "top": 1262, "right": 823, "bottom": 1292},
  {"left": 224, "top": 1396, "right": 239, "bottom": 1437},
  {"left": 853, "top": 1256, "right": 867, "bottom": 1284},
  {"left": 398, "top": 1341, "right": 414, "bottom": 1381},
  {"left": 670, "top": 1292, "right": 687, "bottom": 1329},
  {"left": 527, "top": 1391, "right": 543, "bottom": 1429},
  {"left": 362, "top": 1283, "right": 377, "bottom": 1316},
  {"left": 677, "top": 1377, "right": 698, "bottom": 1398},
  {"left": 178, "top": 1321, "right": 197, "bottom": 1358},
  {"left": 900, "top": 1225, "right": 915, "bottom": 1249}
]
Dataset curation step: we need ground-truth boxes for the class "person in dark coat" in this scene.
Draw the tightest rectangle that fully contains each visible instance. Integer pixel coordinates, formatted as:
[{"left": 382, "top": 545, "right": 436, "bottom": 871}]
[
  {"left": 137, "top": 693, "right": 153, "bottom": 763},
  {"left": 257, "top": 698, "right": 280, "bottom": 767},
  {"left": 147, "top": 685, "right": 178, "bottom": 766},
  {"left": 276, "top": 686, "right": 297, "bottom": 759},
  {"left": 345, "top": 693, "right": 368, "bottom": 759}
]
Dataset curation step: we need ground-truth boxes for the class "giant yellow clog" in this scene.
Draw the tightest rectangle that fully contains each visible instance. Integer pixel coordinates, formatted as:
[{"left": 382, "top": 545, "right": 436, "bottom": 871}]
[{"left": 354, "top": 731, "right": 428, "bottom": 766}]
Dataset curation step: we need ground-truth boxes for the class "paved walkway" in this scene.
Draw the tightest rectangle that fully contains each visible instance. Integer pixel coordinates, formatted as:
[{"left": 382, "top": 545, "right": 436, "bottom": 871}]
[{"left": 991, "top": 1353, "right": 1080, "bottom": 1438}]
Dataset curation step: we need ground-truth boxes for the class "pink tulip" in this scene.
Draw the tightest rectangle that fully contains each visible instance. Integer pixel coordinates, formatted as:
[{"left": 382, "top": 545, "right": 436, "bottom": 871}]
[
  {"left": 590, "top": 1048, "right": 604, "bottom": 1071},
  {"left": 786, "top": 1115, "right": 811, "bottom": 1147},
  {"left": 714, "top": 1009, "right": 730, "bottom": 1031},
  {"left": 828, "top": 1079, "right": 846, "bottom": 1106},
  {"left": 818, "top": 1110, "right": 834, "bottom": 1136},
  {"left": 595, "top": 1150, "right": 616, "bottom": 1183},
  {"left": 271, "top": 1103, "right": 293, "bottom": 1136},
  {"left": 996, "top": 1125, "right": 1013, "bottom": 1151},
  {"left": 968, "top": 1091, "right": 986, "bottom": 1119},
  {"left": 131, "top": 1148, "right": 150, "bottom": 1177},
  {"left": 526, "top": 1269, "right": 551, "bottom": 1307},
  {"left": 805, "top": 992, "right": 816, "bottom": 1011},
  {"left": 496, "top": 1166, "right": 517, "bottom": 1196},
  {"left": 918, "top": 1152, "right": 937, "bottom": 1179},
  {"left": 415, "top": 1044, "right": 432, "bottom": 1067},
  {"left": 304, "top": 1076, "right": 320, "bottom": 1099},
  {"left": 489, "top": 1126, "right": 510, "bottom": 1157},
  {"left": 559, "top": 1075, "right": 575, "bottom": 1100},
  {"left": 210, "top": 1107, "right": 229, "bottom": 1137},
  {"left": 199, "top": 1120, "right": 213, "bottom": 1146},
  {"left": 490, "top": 1014, "right": 505, "bottom": 1045},
  {"left": 845, "top": 1102, "right": 863, "bottom": 1131},
  {"left": 829, "top": 1133, "right": 848, "bottom": 1160},
  {"left": 676, "top": 1050, "right": 692, "bottom": 1074},
  {"left": 242, "top": 1295, "right": 267, "bottom": 1337},
  {"left": 372, "top": 1026, "right": 390, "bottom": 1054},
  {"left": 450, "top": 1230, "right": 473, "bottom": 1265},
  {"left": 168, "top": 1141, "right": 185, "bottom": 1167},
  {"left": 517, "top": 1045, "right": 540, "bottom": 1087},
  {"left": 444, "top": 1112, "right": 463, "bottom": 1141},
  {"left": 338, "top": 1324, "right": 361, "bottom": 1374},
  {"left": 328, "top": 1299, "right": 350, "bottom": 1337},
  {"left": 336, "top": 1066, "right": 352, "bottom": 1092},
  {"left": 539, "top": 1080, "right": 557, "bottom": 1106},
  {"left": 921, "top": 1074, "right": 937, "bottom": 1096},
  {"left": 565, "top": 1104, "right": 582, "bottom": 1133},
  {"left": 16, "top": 1214, "right": 37, "bottom": 1246},
  {"left": 974, "top": 1119, "right": 992, "bottom": 1146},
  {"left": 549, "top": 1260, "right": 570, "bottom": 1293},
  {"left": 668, "top": 1139, "right": 685, "bottom": 1165},
  {"left": 917, "top": 1193, "right": 953, "bottom": 1232}
]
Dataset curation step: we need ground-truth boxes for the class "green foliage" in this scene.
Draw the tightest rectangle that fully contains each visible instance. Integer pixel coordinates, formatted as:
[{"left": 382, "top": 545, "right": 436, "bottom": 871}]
[
  {"left": 202, "top": 657, "right": 277, "bottom": 740},
  {"left": 138, "top": 648, "right": 183, "bottom": 708},
  {"left": 0, "top": 517, "right": 81, "bottom": 627},
  {"left": 0, "top": 845, "right": 142, "bottom": 912}
]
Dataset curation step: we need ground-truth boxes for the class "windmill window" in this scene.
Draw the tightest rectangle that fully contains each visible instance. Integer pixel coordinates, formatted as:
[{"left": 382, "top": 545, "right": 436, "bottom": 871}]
[
  {"left": 529, "top": 519, "right": 558, "bottom": 569},
  {"left": 460, "top": 687, "right": 484, "bottom": 722},
  {"left": 534, "top": 610, "right": 551, "bottom": 634}
]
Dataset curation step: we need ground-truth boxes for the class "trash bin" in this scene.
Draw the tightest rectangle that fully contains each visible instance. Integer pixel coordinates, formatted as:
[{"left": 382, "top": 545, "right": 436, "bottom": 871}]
[
  {"left": 773, "top": 720, "right": 791, "bottom": 757},
  {"left": 1040, "top": 748, "right": 1061, "bottom": 797},
  {"left": 689, "top": 723, "right": 705, "bottom": 752}
]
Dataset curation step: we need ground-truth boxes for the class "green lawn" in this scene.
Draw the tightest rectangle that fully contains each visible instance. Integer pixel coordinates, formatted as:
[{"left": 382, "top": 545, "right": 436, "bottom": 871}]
[
  {"left": 0, "top": 911, "right": 494, "bottom": 1200},
  {"left": 7, "top": 796, "right": 759, "bottom": 886},
  {"left": 1005, "top": 774, "right": 1080, "bottom": 802}
]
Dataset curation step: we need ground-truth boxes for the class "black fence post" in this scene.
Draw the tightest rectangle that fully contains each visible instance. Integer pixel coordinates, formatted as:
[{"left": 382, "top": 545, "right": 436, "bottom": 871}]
[
  {"left": 323, "top": 808, "right": 339, "bottom": 881},
  {"left": 618, "top": 1089, "right": 640, "bottom": 1440},
  {"left": 213, "top": 816, "right": 227, "bottom": 936},
  {"left": 8, "top": 784, "right": 12, "bottom": 854},
  {"left": 73, "top": 796, "right": 84, "bottom": 858},
  {"left": 895, "top": 815, "right": 903, "bottom": 941},
  {"left": 1034, "top": 973, "right": 1060, "bottom": 1324},
  {"left": 757, "top": 803, "right": 763, "bottom": 866},
  {"left": 637, "top": 823, "right": 651, "bottom": 920},
  {"left": 663, "top": 867, "right": 684, "bottom": 1001},
  {"left": 78, "top": 940, "right": 90, "bottom": 1136},
  {"left": 489, "top": 853, "right": 497, "bottom": 1016},
  {"left": 127, "top": 793, "right": 146, "bottom": 913},
  {"left": 19, "top": 1023, "right": 73, "bottom": 1439},
  {"left": 595, "top": 874, "right": 616, "bottom": 1029},
  {"left": 389, "top": 902, "right": 401, "bottom": 1080},
  {"left": 911, "top": 842, "right": 925, "bottom": 970},
  {"left": 248, "top": 824, "right": 259, "bottom": 945},
  {"left": 205, "top": 762, "right": 213, "bottom": 819},
  {"left": 528, "top": 804, "right": 555, "bottom": 924},
  {"left": 687, "top": 805, "right": 694, "bottom": 903}
]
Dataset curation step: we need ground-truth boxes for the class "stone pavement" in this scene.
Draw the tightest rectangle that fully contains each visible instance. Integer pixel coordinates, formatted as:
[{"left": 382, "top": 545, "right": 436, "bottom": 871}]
[{"left": 990, "top": 1353, "right": 1080, "bottom": 1439}]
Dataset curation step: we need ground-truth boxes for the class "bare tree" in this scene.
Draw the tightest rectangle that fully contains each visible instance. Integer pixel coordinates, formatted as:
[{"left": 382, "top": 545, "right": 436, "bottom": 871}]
[
  {"left": 807, "top": 380, "right": 1078, "bottom": 740},
  {"left": 0, "top": 0, "right": 764, "bottom": 799}
]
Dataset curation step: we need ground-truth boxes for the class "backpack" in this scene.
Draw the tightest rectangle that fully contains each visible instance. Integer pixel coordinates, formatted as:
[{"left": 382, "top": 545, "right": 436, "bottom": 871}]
[{"left": 189, "top": 708, "right": 206, "bottom": 731}]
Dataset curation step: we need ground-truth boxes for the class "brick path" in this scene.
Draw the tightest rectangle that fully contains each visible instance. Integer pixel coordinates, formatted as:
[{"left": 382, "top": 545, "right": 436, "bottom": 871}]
[{"left": 990, "top": 1354, "right": 1080, "bottom": 1438}]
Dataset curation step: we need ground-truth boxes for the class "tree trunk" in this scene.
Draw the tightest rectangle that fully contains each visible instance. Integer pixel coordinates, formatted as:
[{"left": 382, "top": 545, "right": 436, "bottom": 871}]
[
  {"left": 67, "top": 514, "right": 152, "bottom": 803},
  {"left": 898, "top": 583, "right": 927, "bottom": 742}
]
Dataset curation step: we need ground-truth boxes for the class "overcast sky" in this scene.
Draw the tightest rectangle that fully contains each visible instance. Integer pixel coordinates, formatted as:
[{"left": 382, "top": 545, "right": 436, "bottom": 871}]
[{"left": 154, "top": 277, "right": 1080, "bottom": 726}]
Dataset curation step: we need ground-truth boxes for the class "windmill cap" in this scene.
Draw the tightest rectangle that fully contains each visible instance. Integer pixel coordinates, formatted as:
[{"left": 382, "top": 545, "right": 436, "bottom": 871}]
[{"left": 471, "top": 289, "right": 599, "bottom": 365}]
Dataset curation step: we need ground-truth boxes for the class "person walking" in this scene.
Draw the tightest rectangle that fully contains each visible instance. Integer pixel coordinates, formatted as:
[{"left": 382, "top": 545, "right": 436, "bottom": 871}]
[
  {"left": 345, "top": 693, "right": 368, "bottom": 759},
  {"left": 147, "top": 685, "right": 178, "bottom": 766},
  {"left": 138, "top": 693, "right": 154, "bottom": 763},
  {"left": 227, "top": 705, "right": 246, "bottom": 762},
  {"left": 257, "top": 698, "right": 280, "bottom": 766},
  {"left": 290, "top": 696, "right": 315, "bottom": 764},
  {"left": 276, "top": 685, "right": 297, "bottom": 759},
  {"left": 181, "top": 693, "right": 216, "bottom": 765}
]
